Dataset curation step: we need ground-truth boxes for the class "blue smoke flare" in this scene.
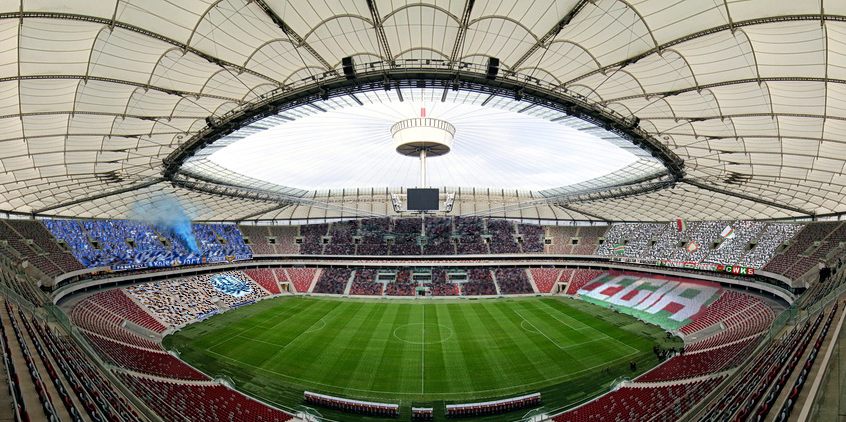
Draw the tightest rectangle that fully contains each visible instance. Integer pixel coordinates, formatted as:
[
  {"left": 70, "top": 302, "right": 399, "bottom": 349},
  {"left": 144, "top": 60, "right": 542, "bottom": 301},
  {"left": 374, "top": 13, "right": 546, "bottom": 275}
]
[{"left": 131, "top": 195, "right": 199, "bottom": 254}]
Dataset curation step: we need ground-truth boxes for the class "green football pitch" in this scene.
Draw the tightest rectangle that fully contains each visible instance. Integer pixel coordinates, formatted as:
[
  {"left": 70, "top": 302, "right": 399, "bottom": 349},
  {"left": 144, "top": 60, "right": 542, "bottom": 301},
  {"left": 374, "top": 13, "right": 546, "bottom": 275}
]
[{"left": 164, "top": 296, "right": 681, "bottom": 421}]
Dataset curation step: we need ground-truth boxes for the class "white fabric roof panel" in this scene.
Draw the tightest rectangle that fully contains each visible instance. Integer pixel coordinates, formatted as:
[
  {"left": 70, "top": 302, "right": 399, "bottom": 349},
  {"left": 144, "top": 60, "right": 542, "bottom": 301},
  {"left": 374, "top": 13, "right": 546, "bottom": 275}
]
[{"left": 0, "top": 0, "right": 841, "bottom": 222}]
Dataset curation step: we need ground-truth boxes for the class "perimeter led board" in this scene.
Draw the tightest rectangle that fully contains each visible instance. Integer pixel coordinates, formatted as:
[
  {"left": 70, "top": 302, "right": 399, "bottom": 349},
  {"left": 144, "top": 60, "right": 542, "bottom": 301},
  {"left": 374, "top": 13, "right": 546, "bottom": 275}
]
[{"left": 407, "top": 188, "right": 439, "bottom": 211}]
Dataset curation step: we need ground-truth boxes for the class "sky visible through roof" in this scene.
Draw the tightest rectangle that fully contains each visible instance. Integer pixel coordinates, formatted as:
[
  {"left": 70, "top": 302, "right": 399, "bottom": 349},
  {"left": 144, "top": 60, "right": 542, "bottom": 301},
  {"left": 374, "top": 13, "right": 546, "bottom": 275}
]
[{"left": 209, "top": 100, "right": 639, "bottom": 190}]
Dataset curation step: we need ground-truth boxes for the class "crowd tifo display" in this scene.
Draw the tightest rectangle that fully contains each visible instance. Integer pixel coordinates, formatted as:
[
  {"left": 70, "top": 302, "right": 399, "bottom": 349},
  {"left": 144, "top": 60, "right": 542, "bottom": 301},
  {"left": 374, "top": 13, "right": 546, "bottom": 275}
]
[{"left": 42, "top": 219, "right": 251, "bottom": 271}]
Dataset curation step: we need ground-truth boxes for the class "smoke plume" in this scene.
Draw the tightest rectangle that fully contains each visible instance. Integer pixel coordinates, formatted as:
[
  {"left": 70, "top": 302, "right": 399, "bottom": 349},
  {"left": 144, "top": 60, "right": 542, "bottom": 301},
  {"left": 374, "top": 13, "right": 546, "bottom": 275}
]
[{"left": 131, "top": 194, "right": 200, "bottom": 254}]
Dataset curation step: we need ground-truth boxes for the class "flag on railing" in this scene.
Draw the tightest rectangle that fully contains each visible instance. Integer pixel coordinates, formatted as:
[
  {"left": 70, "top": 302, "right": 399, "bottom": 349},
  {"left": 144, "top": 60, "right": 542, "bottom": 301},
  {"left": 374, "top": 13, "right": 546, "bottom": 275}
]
[{"left": 675, "top": 218, "right": 687, "bottom": 232}]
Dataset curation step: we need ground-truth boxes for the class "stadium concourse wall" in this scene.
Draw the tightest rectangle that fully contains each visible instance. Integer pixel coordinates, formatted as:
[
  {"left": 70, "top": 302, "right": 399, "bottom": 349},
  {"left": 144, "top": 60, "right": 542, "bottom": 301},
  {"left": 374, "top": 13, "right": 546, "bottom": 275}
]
[{"left": 50, "top": 255, "right": 796, "bottom": 307}]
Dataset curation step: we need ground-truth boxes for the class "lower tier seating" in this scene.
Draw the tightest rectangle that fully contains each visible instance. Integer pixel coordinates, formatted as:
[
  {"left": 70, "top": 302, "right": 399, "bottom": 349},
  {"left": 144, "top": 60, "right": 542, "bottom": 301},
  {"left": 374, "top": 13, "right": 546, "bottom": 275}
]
[
  {"left": 530, "top": 268, "right": 561, "bottom": 293},
  {"left": 245, "top": 269, "right": 281, "bottom": 294},
  {"left": 284, "top": 268, "right": 317, "bottom": 293},
  {"left": 554, "top": 377, "right": 724, "bottom": 422},
  {"left": 313, "top": 268, "right": 351, "bottom": 294},
  {"left": 84, "top": 333, "right": 207, "bottom": 381},
  {"left": 566, "top": 269, "right": 605, "bottom": 295},
  {"left": 117, "top": 373, "right": 292, "bottom": 422},
  {"left": 638, "top": 337, "right": 758, "bottom": 382}
]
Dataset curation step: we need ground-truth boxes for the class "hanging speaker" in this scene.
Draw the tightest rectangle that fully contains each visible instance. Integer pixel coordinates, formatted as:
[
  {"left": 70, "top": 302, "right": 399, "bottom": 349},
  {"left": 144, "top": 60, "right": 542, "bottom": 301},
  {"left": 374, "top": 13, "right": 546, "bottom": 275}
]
[
  {"left": 342, "top": 56, "right": 356, "bottom": 80},
  {"left": 486, "top": 57, "right": 500, "bottom": 80}
]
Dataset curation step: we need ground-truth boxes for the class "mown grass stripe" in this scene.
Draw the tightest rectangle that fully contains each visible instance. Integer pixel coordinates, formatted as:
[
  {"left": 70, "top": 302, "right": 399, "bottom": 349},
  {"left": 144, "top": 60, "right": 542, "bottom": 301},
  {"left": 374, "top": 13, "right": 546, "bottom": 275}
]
[{"left": 163, "top": 296, "right": 683, "bottom": 421}]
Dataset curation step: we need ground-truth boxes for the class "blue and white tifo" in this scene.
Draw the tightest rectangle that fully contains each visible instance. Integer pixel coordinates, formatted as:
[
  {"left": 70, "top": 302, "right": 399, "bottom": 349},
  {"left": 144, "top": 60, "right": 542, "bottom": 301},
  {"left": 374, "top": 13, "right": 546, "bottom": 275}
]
[{"left": 209, "top": 274, "right": 253, "bottom": 298}]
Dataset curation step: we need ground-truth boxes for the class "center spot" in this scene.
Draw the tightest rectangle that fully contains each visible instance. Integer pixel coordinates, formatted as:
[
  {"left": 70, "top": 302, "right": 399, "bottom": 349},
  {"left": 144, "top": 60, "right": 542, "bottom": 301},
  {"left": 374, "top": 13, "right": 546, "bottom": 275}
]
[{"left": 393, "top": 323, "right": 454, "bottom": 345}]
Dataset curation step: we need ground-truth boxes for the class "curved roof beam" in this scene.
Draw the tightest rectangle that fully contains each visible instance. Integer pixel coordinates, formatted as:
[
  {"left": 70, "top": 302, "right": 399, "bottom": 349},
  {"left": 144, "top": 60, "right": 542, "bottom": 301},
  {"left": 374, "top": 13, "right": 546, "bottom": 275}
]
[
  {"left": 643, "top": 112, "right": 841, "bottom": 122},
  {"left": 511, "top": 0, "right": 591, "bottom": 70},
  {"left": 382, "top": 3, "right": 460, "bottom": 24},
  {"left": 547, "top": 39, "right": 602, "bottom": 70},
  {"left": 0, "top": 110, "right": 203, "bottom": 120},
  {"left": 563, "top": 14, "right": 846, "bottom": 86},
  {"left": 514, "top": 67, "right": 563, "bottom": 85},
  {"left": 603, "top": 77, "right": 846, "bottom": 102},
  {"left": 250, "top": 0, "right": 334, "bottom": 73},
  {"left": 393, "top": 47, "right": 449, "bottom": 60},
  {"left": 0, "top": 131, "right": 184, "bottom": 144},
  {"left": 243, "top": 38, "right": 294, "bottom": 68},
  {"left": 665, "top": 133, "right": 846, "bottom": 147},
  {"left": 0, "top": 11, "right": 284, "bottom": 85},
  {"left": 0, "top": 74, "right": 237, "bottom": 103},
  {"left": 683, "top": 178, "right": 814, "bottom": 216},
  {"left": 32, "top": 178, "right": 165, "bottom": 215},
  {"left": 658, "top": 48, "right": 700, "bottom": 89},
  {"left": 239, "top": 82, "right": 279, "bottom": 103},
  {"left": 185, "top": 0, "right": 228, "bottom": 47},
  {"left": 466, "top": 16, "right": 540, "bottom": 44},
  {"left": 613, "top": 0, "right": 659, "bottom": 49},
  {"left": 282, "top": 66, "right": 330, "bottom": 84},
  {"left": 301, "top": 14, "right": 374, "bottom": 43}
]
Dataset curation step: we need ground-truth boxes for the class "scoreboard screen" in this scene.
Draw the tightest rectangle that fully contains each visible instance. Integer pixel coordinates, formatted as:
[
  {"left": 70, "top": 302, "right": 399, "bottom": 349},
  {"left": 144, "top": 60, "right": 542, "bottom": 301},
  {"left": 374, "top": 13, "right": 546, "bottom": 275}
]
[{"left": 407, "top": 188, "right": 439, "bottom": 211}]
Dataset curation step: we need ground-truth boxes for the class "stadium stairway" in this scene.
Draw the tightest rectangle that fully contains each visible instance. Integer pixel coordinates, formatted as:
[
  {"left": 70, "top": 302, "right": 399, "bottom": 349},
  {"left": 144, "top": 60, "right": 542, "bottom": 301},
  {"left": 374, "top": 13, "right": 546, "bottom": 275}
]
[
  {"left": 0, "top": 300, "right": 64, "bottom": 421},
  {"left": 112, "top": 367, "right": 217, "bottom": 386},
  {"left": 490, "top": 270, "right": 502, "bottom": 295},
  {"left": 766, "top": 304, "right": 840, "bottom": 422},
  {"left": 523, "top": 269, "right": 541, "bottom": 294},
  {"left": 791, "top": 302, "right": 846, "bottom": 421},
  {"left": 16, "top": 308, "right": 91, "bottom": 421},
  {"left": 306, "top": 268, "right": 321, "bottom": 293},
  {"left": 342, "top": 270, "right": 355, "bottom": 295},
  {"left": 625, "top": 369, "right": 733, "bottom": 389}
]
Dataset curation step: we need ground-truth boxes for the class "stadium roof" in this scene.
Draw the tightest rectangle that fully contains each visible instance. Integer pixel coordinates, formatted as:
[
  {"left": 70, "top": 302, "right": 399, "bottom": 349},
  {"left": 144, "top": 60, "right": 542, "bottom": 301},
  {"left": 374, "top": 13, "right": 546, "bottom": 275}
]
[{"left": 1, "top": 0, "right": 845, "bottom": 222}]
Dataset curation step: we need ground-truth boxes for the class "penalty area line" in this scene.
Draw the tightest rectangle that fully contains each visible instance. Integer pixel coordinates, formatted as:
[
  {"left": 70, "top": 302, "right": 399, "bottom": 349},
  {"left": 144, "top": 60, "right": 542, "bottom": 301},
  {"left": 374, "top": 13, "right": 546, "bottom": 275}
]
[{"left": 514, "top": 309, "right": 567, "bottom": 350}]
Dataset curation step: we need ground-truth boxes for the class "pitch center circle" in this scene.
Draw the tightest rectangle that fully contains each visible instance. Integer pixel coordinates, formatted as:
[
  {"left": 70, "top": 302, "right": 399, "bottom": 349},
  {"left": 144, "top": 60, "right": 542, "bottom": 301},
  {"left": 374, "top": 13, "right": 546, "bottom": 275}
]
[{"left": 392, "top": 323, "right": 454, "bottom": 345}]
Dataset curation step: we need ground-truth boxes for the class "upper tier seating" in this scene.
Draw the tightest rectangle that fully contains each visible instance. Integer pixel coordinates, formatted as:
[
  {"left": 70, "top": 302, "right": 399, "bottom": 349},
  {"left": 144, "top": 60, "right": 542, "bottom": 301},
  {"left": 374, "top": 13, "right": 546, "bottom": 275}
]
[
  {"left": 43, "top": 219, "right": 251, "bottom": 271},
  {"left": 0, "top": 220, "right": 83, "bottom": 278},
  {"left": 517, "top": 224, "right": 545, "bottom": 253},
  {"left": 596, "top": 220, "right": 803, "bottom": 271},
  {"left": 764, "top": 222, "right": 843, "bottom": 279},
  {"left": 298, "top": 223, "right": 327, "bottom": 255},
  {"left": 423, "top": 217, "right": 455, "bottom": 255},
  {"left": 240, "top": 225, "right": 300, "bottom": 255},
  {"left": 547, "top": 226, "right": 609, "bottom": 255},
  {"left": 487, "top": 219, "right": 519, "bottom": 254}
]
